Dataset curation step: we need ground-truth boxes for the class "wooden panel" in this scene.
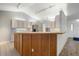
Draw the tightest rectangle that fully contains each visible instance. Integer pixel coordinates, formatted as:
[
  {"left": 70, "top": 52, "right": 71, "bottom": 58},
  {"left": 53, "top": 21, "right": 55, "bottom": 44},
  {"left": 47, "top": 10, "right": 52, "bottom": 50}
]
[
  {"left": 17, "top": 34, "right": 20, "bottom": 53},
  {"left": 50, "top": 34, "right": 57, "bottom": 56},
  {"left": 14, "top": 33, "right": 57, "bottom": 56},
  {"left": 41, "top": 34, "right": 50, "bottom": 56},
  {"left": 19, "top": 34, "right": 22, "bottom": 55},
  {"left": 14, "top": 33, "right": 22, "bottom": 55},
  {"left": 22, "top": 34, "right": 31, "bottom": 56},
  {"left": 31, "top": 34, "right": 41, "bottom": 56},
  {"left": 14, "top": 33, "right": 17, "bottom": 50},
  {"left": 14, "top": 33, "right": 20, "bottom": 52}
]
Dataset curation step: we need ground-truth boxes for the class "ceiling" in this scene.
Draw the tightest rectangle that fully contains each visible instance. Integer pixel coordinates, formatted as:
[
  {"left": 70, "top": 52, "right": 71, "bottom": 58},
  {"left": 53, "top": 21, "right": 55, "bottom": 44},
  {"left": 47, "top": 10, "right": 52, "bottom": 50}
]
[
  {"left": 0, "top": 3, "right": 67, "bottom": 20},
  {"left": 67, "top": 3, "right": 79, "bottom": 21},
  {"left": 67, "top": 3, "right": 79, "bottom": 16}
]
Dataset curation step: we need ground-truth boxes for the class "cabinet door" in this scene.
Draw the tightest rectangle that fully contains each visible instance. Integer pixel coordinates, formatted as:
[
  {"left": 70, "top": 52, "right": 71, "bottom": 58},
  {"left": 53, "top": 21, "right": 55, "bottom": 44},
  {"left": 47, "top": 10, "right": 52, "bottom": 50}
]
[
  {"left": 41, "top": 34, "right": 50, "bottom": 56},
  {"left": 22, "top": 34, "right": 31, "bottom": 56},
  {"left": 12, "top": 20, "right": 17, "bottom": 28},
  {"left": 31, "top": 34, "right": 41, "bottom": 56},
  {"left": 50, "top": 34, "right": 57, "bottom": 56}
]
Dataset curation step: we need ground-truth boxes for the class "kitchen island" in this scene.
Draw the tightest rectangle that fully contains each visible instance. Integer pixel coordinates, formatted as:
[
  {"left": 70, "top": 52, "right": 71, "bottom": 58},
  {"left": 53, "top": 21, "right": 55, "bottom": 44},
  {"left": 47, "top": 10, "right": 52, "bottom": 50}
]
[{"left": 14, "top": 32, "right": 63, "bottom": 56}]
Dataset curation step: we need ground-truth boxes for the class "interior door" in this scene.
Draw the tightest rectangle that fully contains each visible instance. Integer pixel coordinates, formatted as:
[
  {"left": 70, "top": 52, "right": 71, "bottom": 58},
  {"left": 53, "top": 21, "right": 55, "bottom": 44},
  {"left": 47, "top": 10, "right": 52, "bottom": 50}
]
[
  {"left": 31, "top": 33, "right": 41, "bottom": 56},
  {"left": 22, "top": 34, "right": 31, "bottom": 56},
  {"left": 41, "top": 33, "right": 50, "bottom": 56}
]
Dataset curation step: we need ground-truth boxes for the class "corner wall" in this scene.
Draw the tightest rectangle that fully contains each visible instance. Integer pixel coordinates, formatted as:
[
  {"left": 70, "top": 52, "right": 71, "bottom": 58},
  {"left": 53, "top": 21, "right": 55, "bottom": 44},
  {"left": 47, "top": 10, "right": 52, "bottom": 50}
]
[{"left": 57, "top": 10, "right": 69, "bottom": 55}]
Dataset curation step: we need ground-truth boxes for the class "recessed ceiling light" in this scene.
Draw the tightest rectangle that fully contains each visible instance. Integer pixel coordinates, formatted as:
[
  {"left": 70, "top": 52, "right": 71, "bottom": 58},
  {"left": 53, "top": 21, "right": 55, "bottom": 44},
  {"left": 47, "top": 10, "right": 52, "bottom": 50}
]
[{"left": 76, "top": 19, "right": 79, "bottom": 22}]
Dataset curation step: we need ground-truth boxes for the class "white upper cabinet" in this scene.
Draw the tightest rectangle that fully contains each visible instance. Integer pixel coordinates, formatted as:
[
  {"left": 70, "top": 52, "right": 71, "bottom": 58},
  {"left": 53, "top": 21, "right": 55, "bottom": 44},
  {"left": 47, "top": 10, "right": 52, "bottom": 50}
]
[{"left": 12, "top": 20, "right": 27, "bottom": 28}]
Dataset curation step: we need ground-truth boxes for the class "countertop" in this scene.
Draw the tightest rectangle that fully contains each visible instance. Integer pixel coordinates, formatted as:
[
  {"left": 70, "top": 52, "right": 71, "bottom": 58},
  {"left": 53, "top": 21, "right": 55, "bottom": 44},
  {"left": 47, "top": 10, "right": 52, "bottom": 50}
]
[{"left": 14, "top": 32, "right": 64, "bottom": 34}]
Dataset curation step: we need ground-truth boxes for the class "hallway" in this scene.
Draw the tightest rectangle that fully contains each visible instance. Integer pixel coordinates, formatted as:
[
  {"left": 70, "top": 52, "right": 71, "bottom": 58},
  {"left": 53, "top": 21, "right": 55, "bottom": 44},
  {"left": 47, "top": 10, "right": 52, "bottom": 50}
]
[{"left": 60, "top": 38, "right": 79, "bottom": 56}]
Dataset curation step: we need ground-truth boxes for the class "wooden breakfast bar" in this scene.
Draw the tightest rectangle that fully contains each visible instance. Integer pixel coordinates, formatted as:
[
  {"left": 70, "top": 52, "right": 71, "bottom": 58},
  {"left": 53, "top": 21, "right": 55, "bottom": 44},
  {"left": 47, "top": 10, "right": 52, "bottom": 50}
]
[{"left": 14, "top": 32, "right": 62, "bottom": 56}]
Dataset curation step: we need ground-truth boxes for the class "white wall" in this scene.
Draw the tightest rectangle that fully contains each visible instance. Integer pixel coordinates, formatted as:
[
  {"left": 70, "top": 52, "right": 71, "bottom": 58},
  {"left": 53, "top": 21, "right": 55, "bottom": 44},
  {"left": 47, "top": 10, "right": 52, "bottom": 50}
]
[
  {"left": 57, "top": 10, "right": 69, "bottom": 55},
  {"left": 0, "top": 11, "right": 31, "bottom": 43},
  {"left": 0, "top": 16, "right": 11, "bottom": 43}
]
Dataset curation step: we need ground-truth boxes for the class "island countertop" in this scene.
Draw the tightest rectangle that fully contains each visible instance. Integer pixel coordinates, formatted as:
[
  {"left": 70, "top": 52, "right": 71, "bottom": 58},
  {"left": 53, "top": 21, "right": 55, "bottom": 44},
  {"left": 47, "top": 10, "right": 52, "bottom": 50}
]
[{"left": 14, "top": 32, "right": 64, "bottom": 34}]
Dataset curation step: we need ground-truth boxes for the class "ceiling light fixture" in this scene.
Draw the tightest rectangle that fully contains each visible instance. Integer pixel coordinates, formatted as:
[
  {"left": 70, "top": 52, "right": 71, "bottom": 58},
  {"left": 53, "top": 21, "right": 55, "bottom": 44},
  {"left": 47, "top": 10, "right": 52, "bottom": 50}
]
[
  {"left": 17, "top": 3, "right": 21, "bottom": 8},
  {"left": 76, "top": 19, "right": 79, "bottom": 22}
]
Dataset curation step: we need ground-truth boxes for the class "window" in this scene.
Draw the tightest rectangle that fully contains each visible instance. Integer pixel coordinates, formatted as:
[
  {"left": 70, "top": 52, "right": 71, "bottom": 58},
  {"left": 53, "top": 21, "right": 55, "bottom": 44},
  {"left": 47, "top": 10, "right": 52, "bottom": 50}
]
[{"left": 71, "top": 24, "right": 74, "bottom": 32}]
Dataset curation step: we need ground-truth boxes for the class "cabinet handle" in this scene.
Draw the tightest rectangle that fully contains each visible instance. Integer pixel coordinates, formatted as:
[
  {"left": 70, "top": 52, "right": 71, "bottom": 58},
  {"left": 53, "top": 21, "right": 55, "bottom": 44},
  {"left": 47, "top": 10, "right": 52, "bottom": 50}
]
[{"left": 32, "top": 48, "right": 34, "bottom": 52}]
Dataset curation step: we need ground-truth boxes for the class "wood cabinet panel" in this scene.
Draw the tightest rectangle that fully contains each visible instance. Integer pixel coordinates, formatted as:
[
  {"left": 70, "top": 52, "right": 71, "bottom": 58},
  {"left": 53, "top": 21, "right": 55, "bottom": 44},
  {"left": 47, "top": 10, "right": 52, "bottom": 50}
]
[
  {"left": 14, "top": 33, "right": 57, "bottom": 56},
  {"left": 50, "top": 34, "right": 57, "bottom": 56},
  {"left": 14, "top": 33, "right": 22, "bottom": 55},
  {"left": 17, "top": 34, "right": 20, "bottom": 53},
  {"left": 14, "top": 33, "right": 17, "bottom": 50},
  {"left": 19, "top": 34, "right": 22, "bottom": 55},
  {"left": 31, "top": 34, "right": 41, "bottom": 56},
  {"left": 41, "top": 34, "right": 50, "bottom": 56},
  {"left": 14, "top": 34, "right": 19, "bottom": 52},
  {"left": 22, "top": 34, "right": 31, "bottom": 56}
]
